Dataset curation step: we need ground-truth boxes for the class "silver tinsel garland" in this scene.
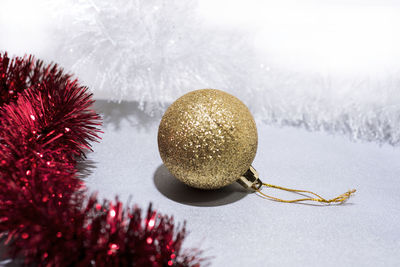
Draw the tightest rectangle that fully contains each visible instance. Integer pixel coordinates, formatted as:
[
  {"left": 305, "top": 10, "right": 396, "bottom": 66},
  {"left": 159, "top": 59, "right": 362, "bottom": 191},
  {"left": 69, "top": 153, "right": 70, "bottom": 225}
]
[{"left": 47, "top": 0, "right": 400, "bottom": 145}]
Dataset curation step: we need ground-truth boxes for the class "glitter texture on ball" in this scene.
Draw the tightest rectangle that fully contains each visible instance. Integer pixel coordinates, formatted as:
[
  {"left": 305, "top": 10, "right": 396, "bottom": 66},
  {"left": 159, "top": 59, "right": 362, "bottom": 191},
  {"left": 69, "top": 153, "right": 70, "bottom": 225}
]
[{"left": 158, "top": 89, "right": 258, "bottom": 189}]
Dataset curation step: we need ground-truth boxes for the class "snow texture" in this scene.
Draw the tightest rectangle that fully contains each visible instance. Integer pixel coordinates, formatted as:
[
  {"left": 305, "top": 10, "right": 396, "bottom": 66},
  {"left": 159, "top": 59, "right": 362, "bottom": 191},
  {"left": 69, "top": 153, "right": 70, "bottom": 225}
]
[{"left": 49, "top": 0, "right": 400, "bottom": 145}]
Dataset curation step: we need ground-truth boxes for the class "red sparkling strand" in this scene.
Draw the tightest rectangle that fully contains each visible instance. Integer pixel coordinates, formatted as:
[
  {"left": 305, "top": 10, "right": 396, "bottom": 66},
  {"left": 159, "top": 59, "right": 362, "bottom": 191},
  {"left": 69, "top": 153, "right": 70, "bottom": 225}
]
[{"left": 0, "top": 53, "right": 203, "bottom": 266}]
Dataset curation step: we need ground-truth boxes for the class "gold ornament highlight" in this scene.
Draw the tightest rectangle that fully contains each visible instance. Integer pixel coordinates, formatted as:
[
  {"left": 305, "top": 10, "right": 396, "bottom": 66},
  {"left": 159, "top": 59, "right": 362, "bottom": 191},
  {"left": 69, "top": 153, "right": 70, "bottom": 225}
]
[{"left": 158, "top": 89, "right": 356, "bottom": 204}]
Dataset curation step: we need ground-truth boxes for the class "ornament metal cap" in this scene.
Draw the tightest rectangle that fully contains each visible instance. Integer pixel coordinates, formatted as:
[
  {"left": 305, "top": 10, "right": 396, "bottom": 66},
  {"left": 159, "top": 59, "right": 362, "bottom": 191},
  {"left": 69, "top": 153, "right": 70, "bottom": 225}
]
[{"left": 237, "top": 166, "right": 262, "bottom": 191}]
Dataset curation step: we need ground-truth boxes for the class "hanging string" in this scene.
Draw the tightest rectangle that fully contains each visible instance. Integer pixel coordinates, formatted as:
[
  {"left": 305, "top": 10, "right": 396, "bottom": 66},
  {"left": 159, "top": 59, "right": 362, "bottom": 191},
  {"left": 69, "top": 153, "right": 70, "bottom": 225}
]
[{"left": 253, "top": 182, "right": 356, "bottom": 204}]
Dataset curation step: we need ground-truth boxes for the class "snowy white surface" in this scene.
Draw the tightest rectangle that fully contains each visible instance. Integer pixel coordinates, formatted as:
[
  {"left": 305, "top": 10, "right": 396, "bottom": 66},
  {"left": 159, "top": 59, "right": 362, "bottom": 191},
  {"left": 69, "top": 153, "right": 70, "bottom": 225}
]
[{"left": 82, "top": 100, "right": 400, "bottom": 267}]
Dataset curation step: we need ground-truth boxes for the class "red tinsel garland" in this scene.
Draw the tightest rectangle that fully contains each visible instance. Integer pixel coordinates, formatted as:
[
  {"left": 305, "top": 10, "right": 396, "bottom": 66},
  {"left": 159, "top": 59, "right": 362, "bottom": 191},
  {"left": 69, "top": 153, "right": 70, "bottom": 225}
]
[{"left": 0, "top": 53, "right": 201, "bottom": 266}]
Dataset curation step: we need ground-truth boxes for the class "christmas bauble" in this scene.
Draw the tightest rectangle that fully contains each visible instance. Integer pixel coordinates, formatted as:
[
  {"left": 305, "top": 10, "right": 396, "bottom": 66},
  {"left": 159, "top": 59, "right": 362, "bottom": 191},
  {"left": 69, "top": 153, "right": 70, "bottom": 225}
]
[{"left": 158, "top": 89, "right": 258, "bottom": 189}]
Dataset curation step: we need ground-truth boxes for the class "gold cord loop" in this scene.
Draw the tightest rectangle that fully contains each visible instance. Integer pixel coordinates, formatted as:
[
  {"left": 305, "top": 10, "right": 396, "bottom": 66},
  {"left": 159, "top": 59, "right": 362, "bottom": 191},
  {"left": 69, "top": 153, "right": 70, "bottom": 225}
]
[
  {"left": 237, "top": 166, "right": 356, "bottom": 204},
  {"left": 254, "top": 182, "right": 356, "bottom": 204}
]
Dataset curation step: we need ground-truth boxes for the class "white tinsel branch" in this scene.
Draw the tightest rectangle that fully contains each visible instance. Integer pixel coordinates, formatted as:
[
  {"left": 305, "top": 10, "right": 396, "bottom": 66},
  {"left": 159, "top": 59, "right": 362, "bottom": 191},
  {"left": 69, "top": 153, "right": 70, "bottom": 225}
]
[{"left": 48, "top": 0, "right": 400, "bottom": 145}]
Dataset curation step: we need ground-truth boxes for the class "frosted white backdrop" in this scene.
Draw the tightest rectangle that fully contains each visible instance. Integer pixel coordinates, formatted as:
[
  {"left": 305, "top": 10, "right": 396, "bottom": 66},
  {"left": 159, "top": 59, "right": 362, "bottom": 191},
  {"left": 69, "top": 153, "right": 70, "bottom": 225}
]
[{"left": 1, "top": 0, "right": 400, "bottom": 144}]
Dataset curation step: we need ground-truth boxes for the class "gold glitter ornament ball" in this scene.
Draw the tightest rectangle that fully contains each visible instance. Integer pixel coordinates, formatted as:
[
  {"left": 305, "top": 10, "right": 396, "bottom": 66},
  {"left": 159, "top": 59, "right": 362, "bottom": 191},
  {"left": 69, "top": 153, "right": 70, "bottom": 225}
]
[{"left": 158, "top": 89, "right": 258, "bottom": 189}]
